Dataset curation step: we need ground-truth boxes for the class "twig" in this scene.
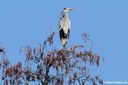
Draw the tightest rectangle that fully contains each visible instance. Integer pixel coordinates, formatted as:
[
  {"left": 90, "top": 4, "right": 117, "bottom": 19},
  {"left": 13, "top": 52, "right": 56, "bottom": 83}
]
[
  {"left": 21, "top": 73, "right": 29, "bottom": 85},
  {"left": 78, "top": 79, "right": 82, "bottom": 85}
]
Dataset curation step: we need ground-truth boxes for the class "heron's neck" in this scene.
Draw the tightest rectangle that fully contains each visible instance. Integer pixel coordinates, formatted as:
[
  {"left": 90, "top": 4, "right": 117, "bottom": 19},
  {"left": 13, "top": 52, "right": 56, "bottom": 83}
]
[{"left": 62, "top": 12, "right": 69, "bottom": 18}]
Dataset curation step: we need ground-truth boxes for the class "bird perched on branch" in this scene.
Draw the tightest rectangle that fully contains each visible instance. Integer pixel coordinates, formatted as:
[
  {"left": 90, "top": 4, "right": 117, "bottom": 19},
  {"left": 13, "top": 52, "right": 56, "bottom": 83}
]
[{"left": 59, "top": 8, "right": 73, "bottom": 47}]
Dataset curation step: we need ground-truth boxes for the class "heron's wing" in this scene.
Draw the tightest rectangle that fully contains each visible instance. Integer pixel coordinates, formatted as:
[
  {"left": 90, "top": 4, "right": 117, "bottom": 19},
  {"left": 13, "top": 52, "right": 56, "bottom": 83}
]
[
  {"left": 59, "top": 28, "right": 63, "bottom": 41},
  {"left": 67, "top": 29, "right": 70, "bottom": 39},
  {"left": 59, "top": 17, "right": 64, "bottom": 31}
]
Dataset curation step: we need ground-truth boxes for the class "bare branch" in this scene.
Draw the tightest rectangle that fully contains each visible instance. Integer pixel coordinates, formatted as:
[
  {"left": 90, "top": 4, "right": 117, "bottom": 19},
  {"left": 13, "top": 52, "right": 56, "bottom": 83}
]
[{"left": 21, "top": 73, "right": 30, "bottom": 85}]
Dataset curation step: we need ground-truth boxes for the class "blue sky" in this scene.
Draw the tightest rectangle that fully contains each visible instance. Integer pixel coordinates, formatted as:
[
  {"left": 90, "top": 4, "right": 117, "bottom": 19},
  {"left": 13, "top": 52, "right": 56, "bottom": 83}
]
[{"left": 0, "top": 0, "right": 128, "bottom": 85}]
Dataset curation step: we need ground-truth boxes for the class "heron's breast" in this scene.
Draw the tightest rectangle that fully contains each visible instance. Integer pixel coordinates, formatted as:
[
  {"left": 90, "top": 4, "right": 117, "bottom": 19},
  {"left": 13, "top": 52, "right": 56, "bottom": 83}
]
[
  {"left": 63, "top": 20, "right": 70, "bottom": 32},
  {"left": 62, "top": 27, "right": 68, "bottom": 34}
]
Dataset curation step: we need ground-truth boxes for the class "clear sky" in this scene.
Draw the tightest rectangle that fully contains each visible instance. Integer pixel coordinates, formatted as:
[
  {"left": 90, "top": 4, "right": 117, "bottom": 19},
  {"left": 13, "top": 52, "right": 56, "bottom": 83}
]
[{"left": 0, "top": 0, "right": 128, "bottom": 85}]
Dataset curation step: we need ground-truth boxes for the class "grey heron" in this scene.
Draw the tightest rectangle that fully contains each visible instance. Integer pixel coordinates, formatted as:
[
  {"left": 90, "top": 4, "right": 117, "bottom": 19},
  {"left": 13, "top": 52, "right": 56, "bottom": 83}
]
[{"left": 59, "top": 8, "right": 73, "bottom": 47}]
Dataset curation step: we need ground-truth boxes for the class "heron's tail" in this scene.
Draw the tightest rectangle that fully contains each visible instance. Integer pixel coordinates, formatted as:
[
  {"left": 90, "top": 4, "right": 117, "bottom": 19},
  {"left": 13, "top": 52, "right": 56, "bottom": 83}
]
[{"left": 62, "top": 38, "right": 68, "bottom": 47}]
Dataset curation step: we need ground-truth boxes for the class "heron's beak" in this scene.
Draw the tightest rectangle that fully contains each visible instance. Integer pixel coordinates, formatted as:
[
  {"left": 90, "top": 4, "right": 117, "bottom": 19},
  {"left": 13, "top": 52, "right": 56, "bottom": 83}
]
[{"left": 68, "top": 8, "right": 74, "bottom": 11}]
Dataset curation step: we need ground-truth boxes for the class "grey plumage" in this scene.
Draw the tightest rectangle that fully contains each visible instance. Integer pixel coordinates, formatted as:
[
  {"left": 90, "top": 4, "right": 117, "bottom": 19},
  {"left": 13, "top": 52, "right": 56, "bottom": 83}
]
[{"left": 59, "top": 8, "right": 73, "bottom": 47}]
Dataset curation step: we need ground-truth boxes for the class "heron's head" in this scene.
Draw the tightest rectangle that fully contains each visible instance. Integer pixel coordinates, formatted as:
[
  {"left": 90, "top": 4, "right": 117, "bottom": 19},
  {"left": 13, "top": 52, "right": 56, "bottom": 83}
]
[{"left": 63, "top": 8, "right": 73, "bottom": 12}]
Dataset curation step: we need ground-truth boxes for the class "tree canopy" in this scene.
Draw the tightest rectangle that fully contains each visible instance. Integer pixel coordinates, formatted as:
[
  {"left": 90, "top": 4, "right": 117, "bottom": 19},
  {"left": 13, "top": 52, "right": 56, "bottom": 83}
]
[{"left": 0, "top": 31, "right": 103, "bottom": 85}]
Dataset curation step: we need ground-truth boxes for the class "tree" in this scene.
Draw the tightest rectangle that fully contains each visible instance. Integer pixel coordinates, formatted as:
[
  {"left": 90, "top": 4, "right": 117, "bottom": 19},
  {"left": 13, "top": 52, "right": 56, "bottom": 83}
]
[{"left": 0, "top": 31, "right": 103, "bottom": 85}]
